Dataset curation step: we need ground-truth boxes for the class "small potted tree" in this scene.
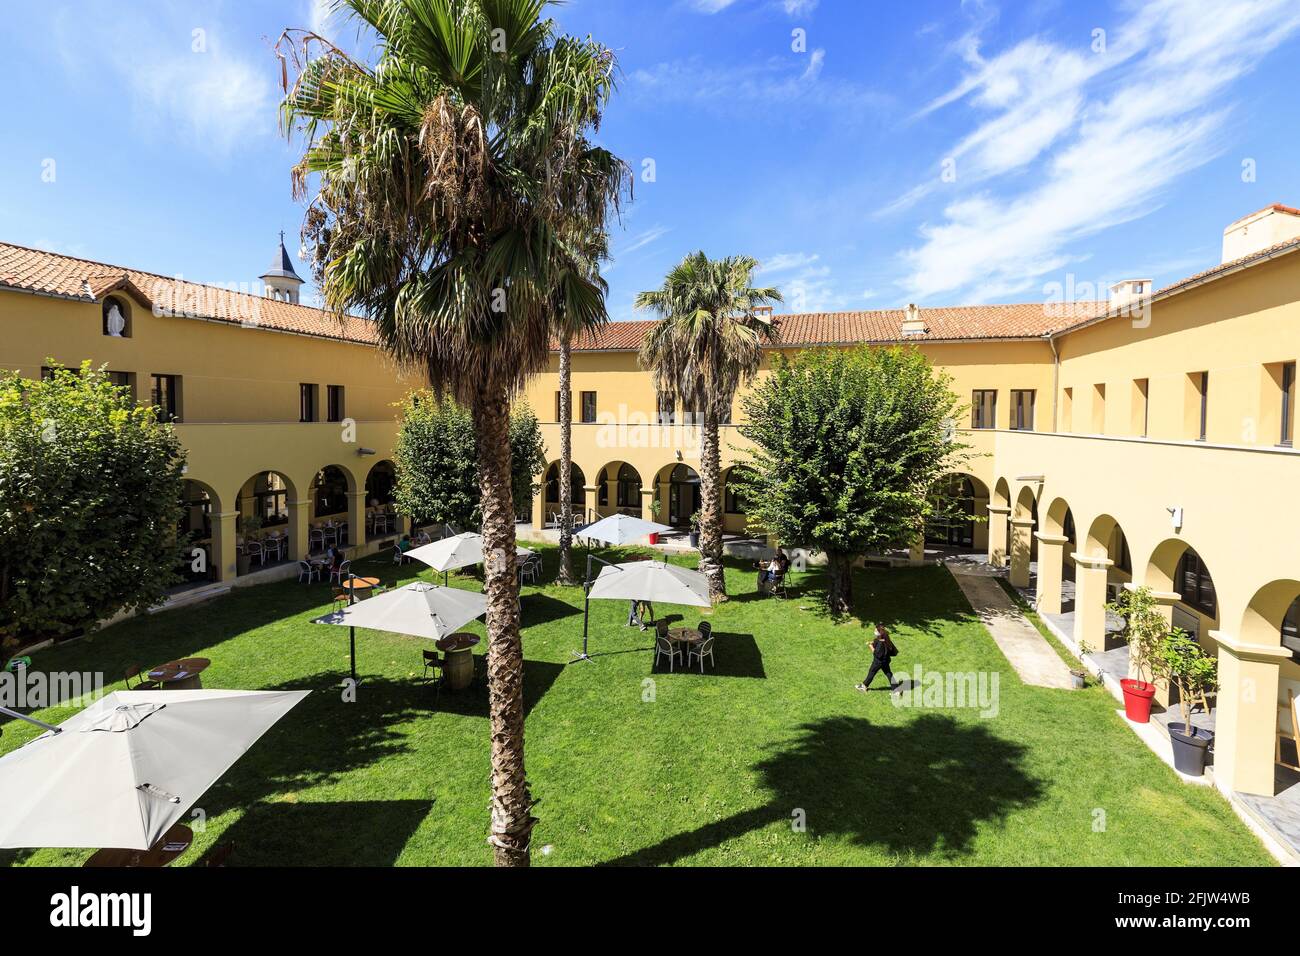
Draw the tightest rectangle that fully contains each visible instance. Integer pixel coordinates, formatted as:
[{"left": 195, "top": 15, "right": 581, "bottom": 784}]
[
  {"left": 1070, "top": 639, "right": 1091, "bottom": 690},
  {"left": 648, "top": 498, "right": 663, "bottom": 545},
  {"left": 688, "top": 510, "right": 702, "bottom": 549},
  {"left": 1156, "top": 631, "right": 1218, "bottom": 776},
  {"left": 1106, "top": 586, "right": 1166, "bottom": 723},
  {"left": 236, "top": 512, "right": 263, "bottom": 576}
]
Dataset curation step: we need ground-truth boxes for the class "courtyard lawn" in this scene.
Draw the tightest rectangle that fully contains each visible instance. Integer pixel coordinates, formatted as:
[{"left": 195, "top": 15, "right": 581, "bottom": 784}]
[{"left": 0, "top": 549, "right": 1274, "bottom": 867}]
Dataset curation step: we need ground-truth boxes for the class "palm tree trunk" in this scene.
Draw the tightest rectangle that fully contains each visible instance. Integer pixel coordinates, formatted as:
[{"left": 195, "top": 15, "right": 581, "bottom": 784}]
[
  {"left": 698, "top": 406, "right": 727, "bottom": 602},
  {"left": 557, "top": 337, "right": 577, "bottom": 585},
  {"left": 472, "top": 383, "right": 535, "bottom": 867},
  {"left": 827, "top": 549, "right": 854, "bottom": 618}
]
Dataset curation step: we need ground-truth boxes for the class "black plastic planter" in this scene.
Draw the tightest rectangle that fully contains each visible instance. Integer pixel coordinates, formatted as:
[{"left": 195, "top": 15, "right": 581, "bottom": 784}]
[{"left": 1168, "top": 722, "right": 1213, "bottom": 776}]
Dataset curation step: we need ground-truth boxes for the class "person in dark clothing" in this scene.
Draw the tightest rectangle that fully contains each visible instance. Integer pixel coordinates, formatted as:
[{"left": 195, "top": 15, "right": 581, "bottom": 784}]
[{"left": 856, "top": 624, "right": 899, "bottom": 692}]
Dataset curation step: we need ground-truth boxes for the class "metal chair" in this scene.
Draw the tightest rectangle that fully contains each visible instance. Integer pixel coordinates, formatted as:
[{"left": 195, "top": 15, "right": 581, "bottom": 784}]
[
  {"left": 263, "top": 536, "right": 282, "bottom": 562},
  {"left": 245, "top": 540, "right": 264, "bottom": 567},
  {"left": 309, "top": 528, "right": 325, "bottom": 553},
  {"left": 298, "top": 560, "right": 320, "bottom": 584},
  {"left": 697, "top": 621, "right": 712, "bottom": 640},
  {"left": 125, "top": 664, "right": 161, "bottom": 690},
  {"left": 654, "top": 635, "right": 682, "bottom": 672},
  {"left": 688, "top": 636, "right": 716, "bottom": 673},
  {"left": 331, "top": 590, "right": 350, "bottom": 614},
  {"left": 331, "top": 559, "right": 351, "bottom": 586}
]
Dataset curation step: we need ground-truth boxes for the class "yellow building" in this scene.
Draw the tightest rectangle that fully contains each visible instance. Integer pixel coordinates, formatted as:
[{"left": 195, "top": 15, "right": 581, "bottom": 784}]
[
  {"left": 3, "top": 204, "right": 1299, "bottom": 804},
  {"left": 520, "top": 204, "right": 1300, "bottom": 803},
  {"left": 1, "top": 237, "right": 418, "bottom": 588}
]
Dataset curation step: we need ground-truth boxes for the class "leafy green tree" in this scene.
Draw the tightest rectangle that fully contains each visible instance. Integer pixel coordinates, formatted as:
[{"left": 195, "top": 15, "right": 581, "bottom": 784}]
[
  {"left": 0, "top": 363, "right": 186, "bottom": 659},
  {"left": 393, "top": 393, "right": 544, "bottom": 529},
  {"left": 635, "top": 252, "right": 781, "bottom": 602},
  {"left": 734, "top": 345, "right": 969, "bottom": 617},
  {"left": 280, "top": 0, "right": 628, "bottom": 865}
]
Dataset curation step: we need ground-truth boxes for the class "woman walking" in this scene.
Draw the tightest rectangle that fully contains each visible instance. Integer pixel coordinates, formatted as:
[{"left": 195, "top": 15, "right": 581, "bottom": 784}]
[{"left": 857, "top": 624, "right": 899, "bottom": 692}]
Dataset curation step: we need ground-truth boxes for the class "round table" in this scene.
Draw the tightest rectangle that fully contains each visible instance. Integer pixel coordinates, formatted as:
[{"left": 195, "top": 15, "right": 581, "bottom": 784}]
[
  {"left": 342, "top": 577, "right": 382, "bottom": 594},
  {"left": 147, "top": 658, "right": 211, "bottom": 691},
  {"left": 83, "top": 823, "right": 193, "bottom": 868},
  {"left": 436, "top": 633, "right": 481, "bottom": 690},
  {"left": 668, "top": 627, "right": 703, "bottom": 647}
]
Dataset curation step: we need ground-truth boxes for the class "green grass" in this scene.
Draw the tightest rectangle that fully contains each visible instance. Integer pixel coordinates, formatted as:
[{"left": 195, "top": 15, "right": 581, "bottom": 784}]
[{"left": 0, "top": 549, "right": 1274, "bottom": 867}]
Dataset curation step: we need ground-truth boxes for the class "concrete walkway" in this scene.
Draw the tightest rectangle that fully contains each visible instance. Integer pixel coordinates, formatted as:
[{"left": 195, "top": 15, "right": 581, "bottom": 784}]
[{"left": 948, "top": 565, "right": 1076, "bottom": 689}]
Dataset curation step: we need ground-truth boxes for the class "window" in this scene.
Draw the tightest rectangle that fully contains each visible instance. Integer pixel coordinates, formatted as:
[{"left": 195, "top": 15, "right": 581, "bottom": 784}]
[
  {"left": 327, "top": 385, "right": 345, "bottom": 423},
  {"left": 1010, "top": 390, "right": 1035, "bottom": 430},
  {"left": 1189, "top": 371, "right": 1208, "bottom": 441},
  {"left": 1281, "top": 362, "right": 1295, "bottom": 446},
  {"left": 1175, "top": 550, "right": 1217, "bottom": 618},
  {"left": 102, "top": 296, "right": 131, "bottom": 337},
  {"left": 300, "top": 384, "right": 318, "bottom": 423},
  {"left": 1198, "top": 372, "right": 1209, "bottom": 441},
  {"left": 724, "top": 469, "right": 751, "bottom": 515},
  {"left": 1132, "top": 379, "right": 1149, "bottom": 437},
  {"left": 554, "top": 390, "right": 572, "bottom": 423},
  {"left": 150, "top": 374, "right": 180, "bottom": 422},
  {"left": 1091, "top": 383, "right": 1106, "bottom": 433},
  {"left": 616, "top": 464, "right": 641, "bottom": 509},
  {"left": 580, "top": 391, "right": 597, "bottom": 424},
  {"left": 107, "top": 371, "right": 135, "bottom": 403},
  {"left": 971, "top": 390, "right": 997, "bottom": 429},
  {"left": 1061, "top": 387, "right": 1073, "bottom": 432},
  {"left": 657, "top": 392, "right": 677, "bottom": 425}
]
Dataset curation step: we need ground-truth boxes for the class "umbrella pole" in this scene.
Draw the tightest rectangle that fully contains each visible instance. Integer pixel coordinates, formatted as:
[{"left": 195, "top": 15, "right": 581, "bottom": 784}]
[
  {"left": 347, "top": 577, "right": 359, "bottom": 685},
  {"left": 572, "top": 552, "right": 595, "bottom": 664},
  {"left": 0, "top": 705, "right": 61, "bottom": 735}
]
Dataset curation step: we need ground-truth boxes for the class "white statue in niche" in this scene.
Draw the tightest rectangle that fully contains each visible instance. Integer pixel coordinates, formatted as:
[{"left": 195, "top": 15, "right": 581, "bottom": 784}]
[{"left": 106, "top": 303, "right": 126, "bottom": 337}]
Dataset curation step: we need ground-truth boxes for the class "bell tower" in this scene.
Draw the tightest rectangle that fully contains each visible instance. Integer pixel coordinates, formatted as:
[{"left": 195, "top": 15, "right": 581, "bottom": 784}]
[{"left": 260, "top": 231, "right": 304, "bottom": 304}]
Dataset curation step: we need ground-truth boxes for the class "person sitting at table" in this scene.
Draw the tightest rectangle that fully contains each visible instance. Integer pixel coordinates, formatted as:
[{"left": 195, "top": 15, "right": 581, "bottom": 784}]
[
  {"left": 396, "top": 533, "right": 413, "bottom": 563},
  {"left": 757, "top": 550, "right": 788, "bottom": 592},
  {"left": 325, "top": 545, "right": 343, "bottom": 573}
]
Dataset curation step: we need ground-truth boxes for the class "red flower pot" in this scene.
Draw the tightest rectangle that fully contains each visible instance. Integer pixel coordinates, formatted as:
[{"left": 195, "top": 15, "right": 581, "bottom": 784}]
[
  {"left": 1120, "top": 679, "right": 1156, "bottom": 723},
  {"left": 648, "top": 533, "right": 659, "bottom": 545}
]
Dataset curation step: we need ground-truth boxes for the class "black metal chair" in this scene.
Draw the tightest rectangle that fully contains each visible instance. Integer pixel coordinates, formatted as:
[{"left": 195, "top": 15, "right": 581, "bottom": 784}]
[
  {"left": 422, "top": 650, "right": 444, "bottom": 702},
  {"left": 124, "top": 664, "right": 161, "bottom": 690}
]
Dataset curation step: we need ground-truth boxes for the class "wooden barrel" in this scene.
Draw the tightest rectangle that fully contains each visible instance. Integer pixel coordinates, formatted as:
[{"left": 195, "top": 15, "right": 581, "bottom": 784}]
[{"left": 444, "top": 650, "right": 474, "bottom": 690}]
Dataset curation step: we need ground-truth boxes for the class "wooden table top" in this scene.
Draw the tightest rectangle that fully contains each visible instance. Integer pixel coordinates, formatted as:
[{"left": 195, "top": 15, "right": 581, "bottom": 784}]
[
  {"left": 668, "top": 627, "right": 704, "bottom": 643},
  {"left": 148, "top": 658, "right": 211, "bottom": 682},
  {"left": 342, "top": 577, "right": 382, "bottom": 591},
  {"left": 83, "top": 823, "right": 193, "bottom": 868},
  {"left": 437, "top": 633, "right": 481, "bottom": 653}
]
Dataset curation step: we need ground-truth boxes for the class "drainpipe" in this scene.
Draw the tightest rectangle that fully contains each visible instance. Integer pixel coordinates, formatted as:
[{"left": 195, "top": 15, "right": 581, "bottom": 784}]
[{"left": 1046, "top": 333, "right": 1061, "bottom": 433}]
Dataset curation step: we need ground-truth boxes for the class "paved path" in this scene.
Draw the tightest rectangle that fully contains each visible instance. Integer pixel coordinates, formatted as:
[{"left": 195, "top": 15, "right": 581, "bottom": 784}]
[{"left": 948, "top": 566, "right": 1076, "bottom": 690}]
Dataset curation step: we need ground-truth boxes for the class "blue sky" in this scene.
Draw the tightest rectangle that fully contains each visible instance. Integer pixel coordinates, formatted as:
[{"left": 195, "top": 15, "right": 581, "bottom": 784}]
[{"left": 2, "top": 0, "right": 1298, "bottom": 320}]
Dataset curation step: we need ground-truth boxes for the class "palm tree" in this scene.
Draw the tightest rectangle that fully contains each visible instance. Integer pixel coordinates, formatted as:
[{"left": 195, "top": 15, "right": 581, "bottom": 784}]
[
  {"left": 635, "top": 253, "right": 782, "bottom": 602},
  {"left": 555, "top": 234, "right": 609, "bottom": 587},
  {"left": 280, "top": 0, "right": 628, "bottom": 866}
]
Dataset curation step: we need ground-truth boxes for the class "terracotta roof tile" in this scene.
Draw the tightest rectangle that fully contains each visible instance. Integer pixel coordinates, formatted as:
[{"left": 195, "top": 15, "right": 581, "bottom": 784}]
[{"left": 0, "top": 241, "right": 377, "bottom": 345}]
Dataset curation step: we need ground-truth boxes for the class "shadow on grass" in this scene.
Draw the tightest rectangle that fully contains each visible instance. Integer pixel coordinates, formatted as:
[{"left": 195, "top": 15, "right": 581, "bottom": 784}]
[
  {"left": 521, "top": 593, "right": 583, "bottom": 627},
  {"left": 420, "top": 659, "right": 565, "bottom": 720},
  {"left": 198, "top": 799, "right": 432, "bottom": 866},
  {"left": 600, "top": 714, "right": 1043, "bottom": 865},
  {"left": 652, "top": 632, "right": 766, "bottom": 679}
]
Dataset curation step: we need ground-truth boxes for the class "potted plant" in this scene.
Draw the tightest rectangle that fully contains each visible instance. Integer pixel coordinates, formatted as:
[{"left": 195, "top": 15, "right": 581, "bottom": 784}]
[
  {"left": 1156, "top": 630, "right": 1217, "bottom": 776},
  {"left": 648, "top": 498, "right": 663, "bottom": 545},
  {"left": 236, "top": 512, "right": 263, "bottom": 576},
  {"left": 1106, "top": 586, "right": 1166, "bottom": 723},
  {"left": 688, "top": 510, "right": 702, "bottom": 549},
  {"left": 1070, "top": 639, "right": 1091, "bottom": 689}
]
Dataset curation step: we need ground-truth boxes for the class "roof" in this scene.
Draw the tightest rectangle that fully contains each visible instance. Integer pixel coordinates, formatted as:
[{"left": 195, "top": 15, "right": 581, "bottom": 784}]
[
  {"left": 565, "top": 301, "right": 1111, "bottom": 352},
  {"left": 260, "top": 234, "right": 304, "bottom": 283},
  {"left": 0, "top": 241, "right": 376, "bottom": 345}
]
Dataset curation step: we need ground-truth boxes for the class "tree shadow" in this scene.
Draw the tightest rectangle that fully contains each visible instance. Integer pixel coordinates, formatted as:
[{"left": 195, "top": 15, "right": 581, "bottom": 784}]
[
  {"left": 520, "top": 593, "right": 582, "bottom": 626},
  {"left": 196, "top": 799, "right": 432, "bottom": 866},
  {"left": 652, "top": 632, "right": 766, "bottom": 679},
  {"left": 419, "top": 658, "right": 566, "bottom": 720},
  {"left": 600, "top": 714, "right": 1043, "bottom": 865}
]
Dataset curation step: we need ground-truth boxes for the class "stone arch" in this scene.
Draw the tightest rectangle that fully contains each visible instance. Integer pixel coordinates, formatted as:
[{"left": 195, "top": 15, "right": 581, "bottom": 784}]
[
  {"left": 653, "top": 462, "right": 701, "bottom": 527},
  {"left": 927, "top": 473, "right": 988, "bottom": 550},
  {"left": 594, "top": 460, "right": 643, "bottom": 517},
  {"left": 1240, "top": 579, "right": 1300, "bottom": 649},
  {"left": 234, "top": 469, "right": 299, "bottom": 574}
]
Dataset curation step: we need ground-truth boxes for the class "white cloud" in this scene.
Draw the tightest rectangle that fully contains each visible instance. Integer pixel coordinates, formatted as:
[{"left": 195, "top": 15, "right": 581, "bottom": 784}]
[
  {"left": 892, "top": 0, "right": 1300, "bottom": 302},
  {"left": 618, "top": 225, "right": 672, "bottom": 257},
  {"left": 783, "top": 0, "right": 819, "bottom": 15},
  {"left": 633, "top": 51, "right": 888, "bottom": 114},
  {"left": 689, "top": 0, "right": 741, "bottom": 12},
  {"left": 758, "top": 252, "right": 821, "bottom": 274},
  {"left": 54, "top": 9, "right": 275, "bottom": 155}
]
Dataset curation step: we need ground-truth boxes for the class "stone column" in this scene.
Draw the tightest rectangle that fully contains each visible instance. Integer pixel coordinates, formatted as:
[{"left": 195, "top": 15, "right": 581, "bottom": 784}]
[
  {"left": 1009, "top": 517, "right": 1035, "bottom": 589},
  {"left": 1034, "top": 532, "right": 1069, "bottom": 615},
  {"left": 212, "top": 511, "right": 238, "bottom": 583},
  {"left": 1210, "top": 629, "right": 1289, "bottom": 797},
  {"left": 287, "top": 499, "right": 310, "bottom": 562},
  {"left": 972, "top": 496, "right": 990, "bottom": 551},
  {"left": 1072, "top": 553, "right": 1114, "bottom": 653},
  {"left": 583, "top": 485, "right": 600, "bottom": 525},
  {"left": 658, "top": 479, "right": 672, "bottom": 525},
  {"left": 532, "top": 485, "right": 548, "bottom": 531},
  {"left": 908, "top": 535, "right": 926, "bottom": 567},
  {"left": 604, "top": 477, "right": 619, "bottom": 517},
  {"left": 347, "top": 491, "right": 368, "bottom": 554},
  {"left": 986, "top": 505, "right": 1010, "bottom": 567}
]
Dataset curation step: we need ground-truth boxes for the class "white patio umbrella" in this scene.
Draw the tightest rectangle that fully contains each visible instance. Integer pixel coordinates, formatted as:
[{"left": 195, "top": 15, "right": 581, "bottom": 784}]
[
  {"left": 0, "top": 688, "right": 309, "bottom": 851},
  {"left": 315, "top": 582, "right": 486, "bottom": 681},
  {"left": 578, "top": 513, "right": 673, "bottom": 546},
  {"left": 576, "top": 560, "right": 711, "bottom": 661},
  {"left": 406, "top": 532, "right": 534, "bottom": 583}
]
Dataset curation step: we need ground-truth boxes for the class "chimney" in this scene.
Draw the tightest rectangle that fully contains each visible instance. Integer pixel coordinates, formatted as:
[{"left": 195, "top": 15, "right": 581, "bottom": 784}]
[
  {"left": 1108, "top": 279, "right": 1151, "bottom": 311},
  {"left": 901, "top": 303, "right": 927, "bottom": 336},
  {"left": 1221, "top": 204, "right": 1300, "bottom": 264}
]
